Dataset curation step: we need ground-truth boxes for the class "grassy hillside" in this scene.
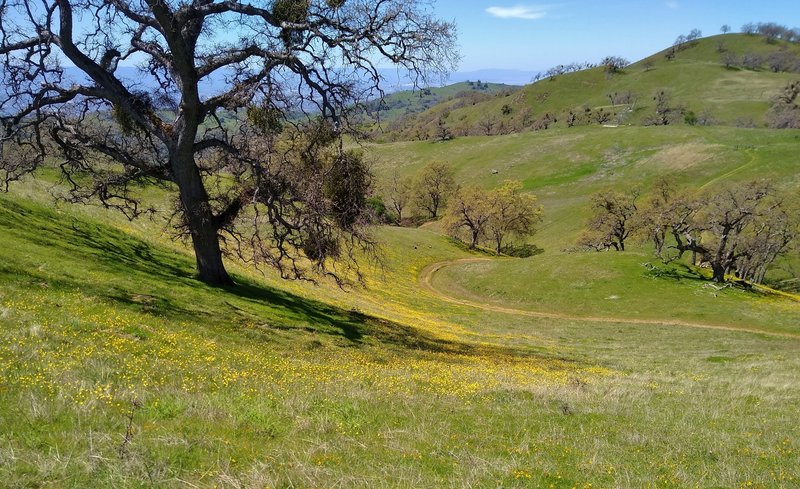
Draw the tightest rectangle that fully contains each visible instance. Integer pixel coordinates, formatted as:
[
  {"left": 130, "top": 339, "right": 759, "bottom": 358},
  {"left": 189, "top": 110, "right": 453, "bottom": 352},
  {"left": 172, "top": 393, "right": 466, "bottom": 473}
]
[
  {"left": 368, "top": 125, "right": 800, "bottom": 255},
  {"left": 365, "top": 81, "right": 517, "bottom": 124},
  {"left": 2, "top": 165, "right": 800, "bottom": 486},
  {"left": 386, "top": 34, "right": 800, "bottom": 139}
]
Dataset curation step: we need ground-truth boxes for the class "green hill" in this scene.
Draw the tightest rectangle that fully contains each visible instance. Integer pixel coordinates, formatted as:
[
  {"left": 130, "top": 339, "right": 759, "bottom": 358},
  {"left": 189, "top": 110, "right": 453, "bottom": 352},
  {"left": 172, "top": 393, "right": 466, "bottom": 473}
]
[
  {"left": 2, "top": 31, "right": 800, "bottom": 489},
  {"left": 384, "top": 34, "right": 800, "bottom": 140},
  {"left": 363, "top": 81, "right": 517, "bottom": 128}
]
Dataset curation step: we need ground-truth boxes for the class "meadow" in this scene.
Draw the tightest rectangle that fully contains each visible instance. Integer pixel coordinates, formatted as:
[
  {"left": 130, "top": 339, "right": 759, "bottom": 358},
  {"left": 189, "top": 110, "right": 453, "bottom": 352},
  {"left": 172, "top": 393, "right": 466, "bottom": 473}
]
[
  {"left": 1, "top": 32, "right": 800, "bottom": 488},
  {"left": 1, "top": 159, "right": 799, "bottom": 487}
]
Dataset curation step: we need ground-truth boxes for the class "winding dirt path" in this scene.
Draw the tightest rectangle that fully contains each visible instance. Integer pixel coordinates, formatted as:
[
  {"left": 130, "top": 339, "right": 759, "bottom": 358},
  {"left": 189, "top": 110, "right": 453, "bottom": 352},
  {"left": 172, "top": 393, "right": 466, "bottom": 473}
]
[{"left": 419, "top": 258, "right": 800, "bottom": 340}]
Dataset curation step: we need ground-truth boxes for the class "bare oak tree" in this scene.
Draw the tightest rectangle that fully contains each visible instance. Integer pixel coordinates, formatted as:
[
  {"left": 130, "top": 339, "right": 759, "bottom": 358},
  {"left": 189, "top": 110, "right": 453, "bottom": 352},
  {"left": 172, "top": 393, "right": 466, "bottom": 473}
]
[
  {"left": 385, "top": 172, "right": 412, "bottom": 223},
  {"left": 579, "top": 189, "right": 639, "bottom": 251},
  {"left": 485, "top": 180, "right": 541, "bottom": 255},
  {"left": 413, "top": 161, "right": 455, "bottom": 218},
  {"left": 0, "top": 0, "right": 457, "bottom": 285},
  {"left": 442, "top": 185, "right": 492, "bottom": 249}
]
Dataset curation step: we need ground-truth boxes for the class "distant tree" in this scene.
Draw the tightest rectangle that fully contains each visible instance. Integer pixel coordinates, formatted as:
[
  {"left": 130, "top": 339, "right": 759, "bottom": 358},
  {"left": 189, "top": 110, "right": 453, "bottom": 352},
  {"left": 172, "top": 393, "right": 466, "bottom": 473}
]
[
  {"left": 486, "top": 181, "right": 542, "bottom": 255},
  {"left": 479, "top": 115, "right": 497, "bottom": 136},
  {"left": 386, "top": 173, "right": 414, "bottom": 223},
  {"left": 580, "top": 189, "right": 640, "bottom": 251},
  {"left": 413, "top": 162, "right": 456, "bottom": 218},
  {"left": 435, "top": 117, "right": 454, "bottom": 141},
  {"left": 721, "top": 24, "right": 731, "bottom": 34},
  {"left": 566, "top": 111, "right": 578, "bottom": 127},
  {"left": 742, "top": 22, "right": 757, "bottom": 35},
  {"left": 741, "top": 53, "right": 764, "bottom": 70},
  {"left": 601, "top": 56, "right": 629, "bottom": 74},
  {"left": 442, "top": 186, "right": 493, "bottom": 249},
  {"left": 592, "top": 108, "right": 612, "bottom": 125},
  {"left": 697, "top": 109, "right": 718, "bottom": 126},
  {"left": 608, "top": 90, "right": 635, "bottom": 106},
  {"left": 532, "top": 113, "right": 557, "bottom": 131},
  {"left": 721, "top": 52, "right": 739, "bottom": 69},
  {"left": 643, "top": 59, "right": 655, "bottom": 71},
  {"left": 644, "top": 89, "right": 681, "bottom": 125},
  {"left": 757, "top": 22, "right": 787, "bottom": 43},
  {"left": 687, "top": 28, "right": 703, "bottom": 42},
  {"left": 767, "top": 51, "right": 795, "bottom": 72},
  {"left": 674, "top": 34, "right": 688, "bottom": 51}
]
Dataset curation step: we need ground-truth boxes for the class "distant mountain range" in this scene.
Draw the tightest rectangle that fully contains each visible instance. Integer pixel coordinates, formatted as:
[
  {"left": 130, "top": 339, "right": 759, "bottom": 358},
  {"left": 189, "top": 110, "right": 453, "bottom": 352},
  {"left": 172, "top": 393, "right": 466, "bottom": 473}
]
[{"left": 60, "top": 66, "right": 539, "bottom": 100}]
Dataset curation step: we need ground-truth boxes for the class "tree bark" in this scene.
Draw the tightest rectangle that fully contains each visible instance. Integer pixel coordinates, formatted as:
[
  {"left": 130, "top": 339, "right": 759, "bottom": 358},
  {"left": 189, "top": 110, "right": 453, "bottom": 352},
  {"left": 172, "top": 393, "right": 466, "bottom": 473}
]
[
  {"left": 711, "top": 263, "right": 726, "bottom": 283},
  {"left": 190, "top": 218, "right": 233, "bottom": 286},
  {"left": 173, "top": 150, "right": 234, "bottom": 286}
]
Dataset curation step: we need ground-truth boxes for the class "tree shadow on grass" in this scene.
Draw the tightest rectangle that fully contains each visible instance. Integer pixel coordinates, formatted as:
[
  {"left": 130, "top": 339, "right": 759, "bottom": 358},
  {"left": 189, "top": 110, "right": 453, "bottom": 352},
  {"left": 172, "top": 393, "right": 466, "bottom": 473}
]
[{"left": 0, "top": 195, "right": 563, "bottom": 361}]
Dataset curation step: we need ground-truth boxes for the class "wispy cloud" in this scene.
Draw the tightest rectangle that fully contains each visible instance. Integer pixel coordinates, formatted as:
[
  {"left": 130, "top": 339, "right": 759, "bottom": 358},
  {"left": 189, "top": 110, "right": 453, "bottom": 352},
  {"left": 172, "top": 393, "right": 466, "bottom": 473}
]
[
  {"left": 665, "top": 1, "right": 679, "bottom": 9},
  {"left": 486, "top": 5, "right": 549, "bottom": 20}
]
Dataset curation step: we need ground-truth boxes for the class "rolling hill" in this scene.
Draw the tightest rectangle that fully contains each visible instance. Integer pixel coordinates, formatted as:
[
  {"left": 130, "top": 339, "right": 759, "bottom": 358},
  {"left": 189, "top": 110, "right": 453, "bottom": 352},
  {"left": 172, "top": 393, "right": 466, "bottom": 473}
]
[
  {"left": 381, "top": 34, "right": 800, "bottom": 141},
  {"left": 1, "top": 29, "right": 799, "bottom": 489}
]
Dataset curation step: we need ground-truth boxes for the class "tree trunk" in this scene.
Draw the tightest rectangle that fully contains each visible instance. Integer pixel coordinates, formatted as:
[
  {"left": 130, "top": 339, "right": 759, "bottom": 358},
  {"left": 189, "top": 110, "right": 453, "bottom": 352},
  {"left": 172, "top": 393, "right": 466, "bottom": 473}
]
[
  {"left": 172, "top": 149, "right": 234, "bottom": 286},
  {"left": 469, "top": 229, "right": 479, "bottom": 249},
  {"left": 711, "top": 262, "right": 726, "bottom": 283},
  {"left": 189, "top": 217, "right": 233, "bottom": 286}
]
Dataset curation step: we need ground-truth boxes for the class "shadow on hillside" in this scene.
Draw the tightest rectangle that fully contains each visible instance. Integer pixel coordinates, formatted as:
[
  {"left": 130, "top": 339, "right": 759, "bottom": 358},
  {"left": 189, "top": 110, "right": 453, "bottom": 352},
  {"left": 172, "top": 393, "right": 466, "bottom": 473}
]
[{"left": 0, "top": 196, "right": 552, "bottom": 360}]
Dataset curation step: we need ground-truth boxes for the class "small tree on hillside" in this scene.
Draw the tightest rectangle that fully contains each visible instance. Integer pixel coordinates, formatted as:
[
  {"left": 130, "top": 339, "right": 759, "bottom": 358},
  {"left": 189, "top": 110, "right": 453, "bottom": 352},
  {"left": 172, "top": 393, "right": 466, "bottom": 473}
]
[
  {"left": 601, "top": 56, "right": 629, "bottom": 75},
  {"left": 386, "top": 173, "right": 414, "bottom": 223},
  {"left": 579, "top": 189, "right": 640, "bottom": 251},
  {"left": 644, "top": 89, "right": 682, "bottom": 125},
  {"left": 486, "top": 181, "right": 542, "bottom": 255},
  {"left": 413, "top": 162, "right": 456, "bottom": 218},
  {"left": 442, "top": 186, "right": 493, "bottom": 249},
  {"left": 721, "top": 24, "right": 731, "bottom": 34}
]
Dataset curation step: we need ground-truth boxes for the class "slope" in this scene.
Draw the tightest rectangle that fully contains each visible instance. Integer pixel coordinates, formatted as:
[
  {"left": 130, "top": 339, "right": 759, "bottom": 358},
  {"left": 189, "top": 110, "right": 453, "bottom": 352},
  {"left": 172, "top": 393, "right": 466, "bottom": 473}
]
[{"left": 386, "top": 34, "right": 800, "bottom": 139}]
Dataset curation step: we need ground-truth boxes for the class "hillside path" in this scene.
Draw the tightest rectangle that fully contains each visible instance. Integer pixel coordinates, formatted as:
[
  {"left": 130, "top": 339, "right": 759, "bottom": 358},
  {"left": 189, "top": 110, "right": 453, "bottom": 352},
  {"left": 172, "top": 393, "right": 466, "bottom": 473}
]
[{"left": 419, "top": 258, "right": 800, "bottom": 340}]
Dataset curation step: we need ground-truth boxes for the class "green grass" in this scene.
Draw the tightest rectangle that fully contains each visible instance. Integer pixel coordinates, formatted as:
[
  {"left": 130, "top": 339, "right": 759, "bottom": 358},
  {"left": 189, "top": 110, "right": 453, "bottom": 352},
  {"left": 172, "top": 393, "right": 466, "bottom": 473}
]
[
  {"left": 366, "top": 81, "right": 516, "bottom": 124},
  {"left": 368, "top": 125, "right": 800, "bottom": 255},
  {"left": 391, "top": 34, "right": 800, "bottom": 136},
  {"left": 1, "top": 184, "right": 800, "bottom": 487}
]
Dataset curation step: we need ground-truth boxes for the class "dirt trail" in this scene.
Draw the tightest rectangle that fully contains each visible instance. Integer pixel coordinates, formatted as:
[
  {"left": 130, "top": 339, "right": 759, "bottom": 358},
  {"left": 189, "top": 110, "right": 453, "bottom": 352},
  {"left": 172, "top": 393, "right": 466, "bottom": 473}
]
[{"left": 419, "top": 258, "right": 800, "bottom": 340}]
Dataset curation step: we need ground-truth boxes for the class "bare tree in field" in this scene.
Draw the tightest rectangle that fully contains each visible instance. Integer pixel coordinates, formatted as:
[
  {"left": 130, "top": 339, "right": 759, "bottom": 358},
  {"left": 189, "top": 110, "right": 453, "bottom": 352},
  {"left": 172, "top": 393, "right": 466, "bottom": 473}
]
[
  {"left": 485, "top": 180, "right": 542, "bottom": 255},
  {"left": 413, "top": 161, "right": 455, "bottom": 218},
  {"left": 641, "top": 180, "right": 798, "bottom": 284},
  {"left": 442, "top": 186, "right": 492, "bottom": 249},
  {"left": 0, "top": 0, "right": 458, "bottom": 285},
  {"left": 579, "top": 189, "right": 640, "bottom": 251},
  {"left": 443, "top": 180, "right": 542, "bottom": 253},
  {"left": 385, "top": 172, "right": 413, "bottom": 223}
]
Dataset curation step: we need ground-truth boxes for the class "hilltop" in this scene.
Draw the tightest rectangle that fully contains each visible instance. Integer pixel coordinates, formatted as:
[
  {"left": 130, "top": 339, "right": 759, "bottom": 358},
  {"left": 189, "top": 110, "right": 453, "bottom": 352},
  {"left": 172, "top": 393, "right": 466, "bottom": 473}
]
[{"left": 381, "top": 34, "right": 800, "bottom": 141}]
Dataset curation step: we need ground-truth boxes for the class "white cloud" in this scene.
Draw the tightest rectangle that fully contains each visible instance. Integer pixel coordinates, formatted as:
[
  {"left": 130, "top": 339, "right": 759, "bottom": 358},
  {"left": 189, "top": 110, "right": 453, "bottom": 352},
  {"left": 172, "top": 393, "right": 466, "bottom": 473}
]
[
  {"left": 665, "top": 1, "right": 679, "bottom": 9},
  {"left": 486, "top": 5, "right": 548, "bottom": 20}
]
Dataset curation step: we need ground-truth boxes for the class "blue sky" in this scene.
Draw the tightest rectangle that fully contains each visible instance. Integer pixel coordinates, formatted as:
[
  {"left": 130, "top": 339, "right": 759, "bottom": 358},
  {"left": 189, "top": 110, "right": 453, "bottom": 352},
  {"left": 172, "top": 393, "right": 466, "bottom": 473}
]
[{"left": 434, "top": 1, "right": 800, "bottom": 71}]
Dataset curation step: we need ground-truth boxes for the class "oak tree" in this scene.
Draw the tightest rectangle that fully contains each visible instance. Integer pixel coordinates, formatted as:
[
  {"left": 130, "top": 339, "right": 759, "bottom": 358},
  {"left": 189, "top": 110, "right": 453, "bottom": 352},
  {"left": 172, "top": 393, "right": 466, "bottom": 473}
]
[{"left": 0, "top": 0, "right": 458, "bottom": 285}]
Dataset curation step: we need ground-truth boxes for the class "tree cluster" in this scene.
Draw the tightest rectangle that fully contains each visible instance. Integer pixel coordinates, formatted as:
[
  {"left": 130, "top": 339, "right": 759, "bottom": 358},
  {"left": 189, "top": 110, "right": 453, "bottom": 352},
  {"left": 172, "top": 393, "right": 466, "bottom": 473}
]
[
  {"left": 580, "top": 180, "right": 798, "bottom": 284},
  {"left": 742, "top": 22, "right": 800, "bottom": 43},
  {"left": 443, "top": 181, "right": 542, "bottom": 254}
]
